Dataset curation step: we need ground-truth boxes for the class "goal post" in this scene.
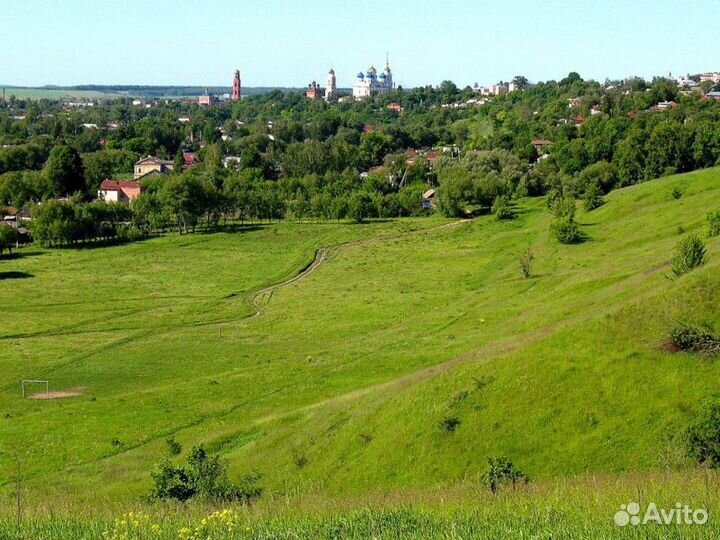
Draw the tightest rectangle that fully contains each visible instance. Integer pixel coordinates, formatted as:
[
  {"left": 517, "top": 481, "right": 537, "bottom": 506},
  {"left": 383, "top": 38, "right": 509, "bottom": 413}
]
[{"left": 21, "top": 380, "right": 49, "bottom": 398}]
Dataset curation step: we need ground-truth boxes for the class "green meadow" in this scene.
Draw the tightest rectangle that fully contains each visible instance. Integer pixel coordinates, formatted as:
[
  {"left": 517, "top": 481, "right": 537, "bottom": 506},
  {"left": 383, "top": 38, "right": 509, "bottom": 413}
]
[
  {"left": 2, "top": 168, "right": 720, "bottom": 536},
  {"left": 1, "top": 88, "right": 124, "bottom": 100}
]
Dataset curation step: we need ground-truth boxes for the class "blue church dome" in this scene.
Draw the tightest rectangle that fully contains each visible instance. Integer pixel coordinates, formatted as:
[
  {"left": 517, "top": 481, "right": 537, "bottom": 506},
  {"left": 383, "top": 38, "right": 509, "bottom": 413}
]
[
  {"left": 379, "top": 73, "right": 387, "bottom": 79},
  {"left": 357, "top": 72, "right": 365, "bottom": 79},
  {"left": 366, "top": 72, "right": 375, "bottom": 79}
]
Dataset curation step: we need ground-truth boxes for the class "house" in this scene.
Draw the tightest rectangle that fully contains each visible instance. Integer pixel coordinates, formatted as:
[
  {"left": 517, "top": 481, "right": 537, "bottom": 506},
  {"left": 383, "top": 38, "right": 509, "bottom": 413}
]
[
  {"left": 98, "top": 180, "right": 145, "bottom": 203},
  {"left": 654, "top": 101, "right": 677, "bottom": 111},
  {"left": 699, "top": 72, "right": 720, "bottom": 84},
  {"left": 422, "top": 188, "right": 436, "bottom": 209},
  {"left": 707, "top": 91, "right": 720, "bottom": 102},
  {"left": 531, "top": 140, "right": 553, "bottom": 153},
  {"left": 183, "top": 152, "right": 200, "bottom": 169},
  {"left": 133, "top": 156, "right": 174, "bottom": 179},
  {"left": 387, "top": 102, "right": 404, "bottom": 113}
]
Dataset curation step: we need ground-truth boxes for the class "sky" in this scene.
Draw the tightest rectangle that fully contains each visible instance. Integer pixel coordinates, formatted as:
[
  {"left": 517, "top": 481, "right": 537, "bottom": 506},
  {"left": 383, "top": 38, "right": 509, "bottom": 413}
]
[{"left": 3, "top": 0, "right": 720, "bottom": 89}]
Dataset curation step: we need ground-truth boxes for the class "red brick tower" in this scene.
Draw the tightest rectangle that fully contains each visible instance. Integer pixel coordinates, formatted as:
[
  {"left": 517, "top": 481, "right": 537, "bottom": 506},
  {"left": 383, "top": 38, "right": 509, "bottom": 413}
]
[{"left": 232, "top": 70, "right": 241, "bottom": 102}]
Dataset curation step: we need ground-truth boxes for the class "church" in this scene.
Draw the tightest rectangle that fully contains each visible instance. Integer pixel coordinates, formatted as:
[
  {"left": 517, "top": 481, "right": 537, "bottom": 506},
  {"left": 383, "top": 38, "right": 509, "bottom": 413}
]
[{"left": 353, "top": 60, "right": 394, "bottom": 99}]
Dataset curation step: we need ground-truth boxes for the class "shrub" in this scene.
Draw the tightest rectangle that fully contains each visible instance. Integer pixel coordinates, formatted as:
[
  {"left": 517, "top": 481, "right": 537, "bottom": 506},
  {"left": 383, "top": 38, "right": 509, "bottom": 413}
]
[
  {"left": 151, "top": 445, "right": 262, "bottom": 503},
  {"left": 670, "top": 325, "right": 720, "bottom": 355},
  {"left": 686, "top": 400, "right": 720, "bottom": 468},
  {"left": 439, "top": 416, "right": 461, "bottom": 432},
  {"left": 166, "top": 437, "right": 182, "bottom": 456},
  {"left": 551, "top": 216, "right": 581, "bottom": 244},
  {"left": 483, "top": 456, "right": 529, "bottom": 494},
  {"left": 583, "top": 182, "right": 605, "bottom": 211},
  {"left": 671, "top": 234, "right": 707, "bottom": 277},
  {"left": 492, "top": 195, "right": 515, "bottom": 220},
  {"left": 671, "top": 186, "right": 683, "bottom": 200},
  {"left": 519, "top": 247, "right": 534, "bottom": 278},
  {"left": 707, "top": 211, "right": 720, "bottom": 237}
]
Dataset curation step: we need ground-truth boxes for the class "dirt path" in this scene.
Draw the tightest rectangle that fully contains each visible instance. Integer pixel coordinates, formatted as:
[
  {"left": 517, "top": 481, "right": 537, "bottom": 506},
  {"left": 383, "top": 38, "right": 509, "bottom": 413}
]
[{"left": 247, "top": 219, "right": 470, "bottom": 317}]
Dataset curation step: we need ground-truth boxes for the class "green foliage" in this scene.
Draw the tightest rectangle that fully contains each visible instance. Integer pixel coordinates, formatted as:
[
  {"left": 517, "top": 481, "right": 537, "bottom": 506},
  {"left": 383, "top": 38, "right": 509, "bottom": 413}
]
[
  {"left": 151, "top": 445, "right": 262, "bottom": 503},
  {"left": 492, "top": 195, "right": 515, "bottom": 220},
  {"left": 670, "top": 325, "right": 720, "bottom": 355},
  {"left": 583, "top": 182, "right": 605, "bottom": 211},
  {"left": 686, "top": 401, "right": 720, "bottom": 468},
  {"left": 0, "top": 225, "right": 18, "bottom": 257},
  {"left": 44, "top": 145, "right": 86, "bottom": 197},
  {"left": 520, "top": 247, "right": 534, "bottom": 279},
  {"left": 483, "top": 456, "right": 529, "bottom": 494},
  {"left": 347, "top": 191, "right": 374, "bottom": 223},
  {"left": 671, "top": 186, "right": 683, "bottom": 200},
  {"left": 550, "top": 196, "right": 582, "bottom": 243},
  {"left": 671, "top": 234, "right": 707, "bottom": 277},
  {"left": 551, "top": 217, "right": 581, "bottom": 244},
  {"left": 706, "top": 210, "right": 720, "bottom": 237},
  {"left": 439, "top": 416, "right": 461, "bottom": 433},
  {"left": 166, "top": 437, "right": 182, "bottom": 456}
]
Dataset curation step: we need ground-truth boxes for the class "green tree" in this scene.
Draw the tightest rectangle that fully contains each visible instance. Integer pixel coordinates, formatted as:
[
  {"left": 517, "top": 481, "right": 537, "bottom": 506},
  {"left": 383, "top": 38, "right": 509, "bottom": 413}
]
[
  {"left": 0, "top": 225, "right": 18, "bottom": 257},
  {"left": 44, "top": 145, "right": 86, "bottom": 197},
  {"left": 347, "top": 191, "right": 373, "bottom": 223}
]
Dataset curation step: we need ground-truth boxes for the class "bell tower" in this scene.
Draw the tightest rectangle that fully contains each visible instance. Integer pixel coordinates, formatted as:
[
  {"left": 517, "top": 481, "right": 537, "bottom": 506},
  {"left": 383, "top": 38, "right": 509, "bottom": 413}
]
[
  {"left": 325, "top": 68, "right": 337, "bottom": 101},
  {"left": 232, "top": 70, "right": 241, "bottom": 102}
]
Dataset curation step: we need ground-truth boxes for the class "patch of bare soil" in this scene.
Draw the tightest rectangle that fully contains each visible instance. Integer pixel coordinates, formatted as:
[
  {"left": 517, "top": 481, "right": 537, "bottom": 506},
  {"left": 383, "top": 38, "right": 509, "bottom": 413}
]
[{"left": 29, "top": 388, "right": 85, "bottom": 400}]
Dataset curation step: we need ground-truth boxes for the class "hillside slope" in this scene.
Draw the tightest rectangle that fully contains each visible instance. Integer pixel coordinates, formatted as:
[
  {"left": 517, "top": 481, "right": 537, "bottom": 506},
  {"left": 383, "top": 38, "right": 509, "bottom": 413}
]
[{"left": 1, "top": 168, "right": 720, "bottom": 505}]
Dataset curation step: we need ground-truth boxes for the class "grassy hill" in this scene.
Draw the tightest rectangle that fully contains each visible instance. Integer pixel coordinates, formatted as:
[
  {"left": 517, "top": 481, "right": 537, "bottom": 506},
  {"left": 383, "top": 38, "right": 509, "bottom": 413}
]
[{"left": 2, "top": 168, "right": 720, "bottom": 535}]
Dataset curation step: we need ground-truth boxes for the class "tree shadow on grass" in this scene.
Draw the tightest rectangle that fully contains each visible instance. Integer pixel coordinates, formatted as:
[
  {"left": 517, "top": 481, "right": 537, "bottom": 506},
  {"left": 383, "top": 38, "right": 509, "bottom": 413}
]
[{"left": 0, "top": 271, "right": 33, "bottom": 280}]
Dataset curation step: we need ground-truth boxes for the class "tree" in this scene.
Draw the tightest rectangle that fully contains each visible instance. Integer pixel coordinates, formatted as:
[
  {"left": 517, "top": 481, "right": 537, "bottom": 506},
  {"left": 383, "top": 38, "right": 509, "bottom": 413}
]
[
  {"left": 512, "top": 75, "right": 529, "bottom": 90},
  {"left": 483, "top": 457, "right": 529, "bottom": 494},
  {"left": 347, "top": 191, "right": 373, "bottom": 223},
  {"left": 44, "top": 145, "right": 86, "bottom": 197},
  {"left": 520, "top": 247, "right": 534, "bottom": 278},
  {"left": 0, "top": 225, "right": 18, "bottom": 257},
  {"left": 583, "top": 182, "right": 605, "bottom": 211},
  {"left": 150, "top": 445, "right": 262, "bottom": 503}
]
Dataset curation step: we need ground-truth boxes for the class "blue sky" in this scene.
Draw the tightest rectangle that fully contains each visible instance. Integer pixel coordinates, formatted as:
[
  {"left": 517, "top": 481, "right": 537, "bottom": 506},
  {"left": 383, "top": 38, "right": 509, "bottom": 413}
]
[{"left": 3, "top": 0, "right": 719, "bottom": 88}]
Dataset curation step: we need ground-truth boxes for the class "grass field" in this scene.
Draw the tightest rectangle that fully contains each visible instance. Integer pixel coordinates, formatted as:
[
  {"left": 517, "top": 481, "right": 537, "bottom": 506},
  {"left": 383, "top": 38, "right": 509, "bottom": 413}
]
[
  {"left": 1, "top": 88, "right": 125, "bottom": 100},
  {"left": 2, "top": 168, "right": 720, "bottom": 536}
]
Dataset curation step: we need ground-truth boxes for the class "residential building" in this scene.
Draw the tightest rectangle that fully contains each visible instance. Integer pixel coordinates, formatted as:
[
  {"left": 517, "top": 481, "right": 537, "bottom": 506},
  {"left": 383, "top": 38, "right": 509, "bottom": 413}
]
[
  {"left": 134, "top": 156, "right": 174, "bottom": 179},
  {"left": 98, "top": 180, "right": 145, "bottom": 203}
]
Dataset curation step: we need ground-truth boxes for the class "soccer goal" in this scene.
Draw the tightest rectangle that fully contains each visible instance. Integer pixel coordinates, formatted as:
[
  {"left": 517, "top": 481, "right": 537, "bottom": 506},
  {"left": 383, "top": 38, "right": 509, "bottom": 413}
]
[{"left": 21, "top": 380, "right": 49, "bottom": 398}]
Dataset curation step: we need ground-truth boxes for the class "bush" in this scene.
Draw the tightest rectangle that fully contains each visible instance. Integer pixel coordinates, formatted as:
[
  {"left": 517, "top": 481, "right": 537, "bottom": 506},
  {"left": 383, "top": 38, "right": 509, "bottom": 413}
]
[
  {"left": 551, "top": 216, "right": 581, "bottom": 244},
  {"left": 671, "top": 186, "right": 683, "bottom": 200},
  {"left": 583, "top": 182, "right": 605, "bottom": 211},
  {"left": 483, "top": 456, "right": 529, "bottom": 494},
  {"left": 519, "top": 247, "right": 534, "bottom": 279},
  {"left": 439, "top": 416, "right": 461, "bottom": 432},
  {"left": 670, "top": 325, "right": 720, "bottom": 355},
  {"left": 151, "top": 445, "right": 262, "bottom": 503},
  {"left": 686, "top": 400, "right": 720, "bottom": 467},
  {"left": 707, "top": 211, "right": 720, "bottom": 237},
  {"left": 671, "top": 234, "right": 707, "bottom": 277},
  {"left": 166, "top": 437, "right": 182, "bottom": 456},
  {"left": 492, "top": 195, "right": 515, "bottom": 220}
]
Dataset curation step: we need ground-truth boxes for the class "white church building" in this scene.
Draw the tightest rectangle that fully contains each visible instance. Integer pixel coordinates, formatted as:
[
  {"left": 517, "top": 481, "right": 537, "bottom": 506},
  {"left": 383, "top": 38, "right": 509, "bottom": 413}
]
[{"left": 353, "top": 60, "right": 394, "bottom": 99}]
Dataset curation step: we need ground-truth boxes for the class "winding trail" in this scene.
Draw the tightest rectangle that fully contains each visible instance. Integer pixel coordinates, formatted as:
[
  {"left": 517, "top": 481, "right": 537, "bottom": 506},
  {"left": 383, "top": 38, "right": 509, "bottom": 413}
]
[{"left": 247, "top": 218, "right": 470, "bottom": 317}]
